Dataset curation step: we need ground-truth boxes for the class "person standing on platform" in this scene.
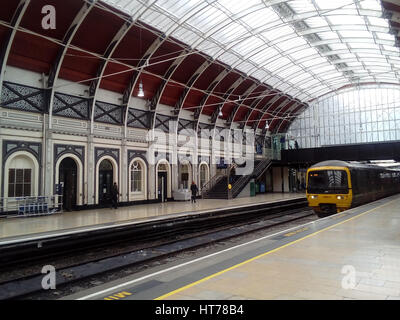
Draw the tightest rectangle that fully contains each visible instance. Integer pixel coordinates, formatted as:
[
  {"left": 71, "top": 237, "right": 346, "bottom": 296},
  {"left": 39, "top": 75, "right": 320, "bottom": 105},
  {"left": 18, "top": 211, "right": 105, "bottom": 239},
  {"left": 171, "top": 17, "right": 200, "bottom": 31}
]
[
  {"left": 111, "top": 182, "right": 119, "bottom": 209},
  {"left": 190, "top": 181, "right": 198, "bottom": 203}
]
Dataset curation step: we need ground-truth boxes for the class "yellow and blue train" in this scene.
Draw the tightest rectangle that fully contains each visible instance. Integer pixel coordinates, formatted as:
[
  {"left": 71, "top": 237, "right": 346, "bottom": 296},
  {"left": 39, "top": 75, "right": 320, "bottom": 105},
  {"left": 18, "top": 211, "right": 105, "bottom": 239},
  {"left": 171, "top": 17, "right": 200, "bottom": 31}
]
[{"left": 306, "top": 160, "right": 400, "bottom": 217}]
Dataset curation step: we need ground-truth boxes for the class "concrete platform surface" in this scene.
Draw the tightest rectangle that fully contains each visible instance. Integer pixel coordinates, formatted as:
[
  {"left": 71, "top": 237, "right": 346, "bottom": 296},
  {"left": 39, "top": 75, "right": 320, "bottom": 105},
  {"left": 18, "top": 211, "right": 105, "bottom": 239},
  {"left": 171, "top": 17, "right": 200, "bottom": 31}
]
[
  {"left": 67, "top": 194, "right": 400, "bottom": 300},
  {"left": 0, "top": 193, "right": 303, "bottom": 240}
]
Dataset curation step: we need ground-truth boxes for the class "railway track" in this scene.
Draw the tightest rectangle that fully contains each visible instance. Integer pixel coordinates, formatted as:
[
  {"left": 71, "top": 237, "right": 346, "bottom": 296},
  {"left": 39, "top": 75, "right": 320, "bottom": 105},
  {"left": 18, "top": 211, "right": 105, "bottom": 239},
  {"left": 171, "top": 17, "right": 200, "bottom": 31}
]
[{"left": 0, "top": 198, "right": 314, "bottom": 299}]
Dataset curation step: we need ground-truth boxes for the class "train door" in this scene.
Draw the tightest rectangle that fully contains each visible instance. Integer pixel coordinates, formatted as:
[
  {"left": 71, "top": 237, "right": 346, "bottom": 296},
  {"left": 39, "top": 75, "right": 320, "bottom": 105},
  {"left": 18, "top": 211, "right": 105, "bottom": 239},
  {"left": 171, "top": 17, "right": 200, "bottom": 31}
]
[
  {"left": 99, "top": 159, "right": 113, "bottom": 205},
  {"left": 59, "top": 157, "right": 77, "bottom": 211}
]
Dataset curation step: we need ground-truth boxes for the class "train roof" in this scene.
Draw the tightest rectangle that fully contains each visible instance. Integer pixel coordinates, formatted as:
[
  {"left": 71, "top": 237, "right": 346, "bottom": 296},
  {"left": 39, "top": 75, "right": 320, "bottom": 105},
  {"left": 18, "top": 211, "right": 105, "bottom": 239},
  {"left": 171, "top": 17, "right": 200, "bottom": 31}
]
[{"left": 310, "top": 160, "right": 400, "bottom": 171}]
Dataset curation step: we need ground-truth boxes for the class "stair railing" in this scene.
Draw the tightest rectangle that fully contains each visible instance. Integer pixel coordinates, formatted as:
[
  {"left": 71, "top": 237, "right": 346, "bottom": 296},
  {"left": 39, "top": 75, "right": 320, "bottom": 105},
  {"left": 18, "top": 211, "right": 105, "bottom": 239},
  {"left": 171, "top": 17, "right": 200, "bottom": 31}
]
[
  {"left": 202, "top": 163, "right": 237, "bottom": 199},
  {"left": 254, "top": 159, "right": 272, "bottom": 180},
  {"left": 231, "top": 159, "right": 272, "bottom": 198},
  {"left": 201, "top": 174, "right": 223, "bottom": 199}
]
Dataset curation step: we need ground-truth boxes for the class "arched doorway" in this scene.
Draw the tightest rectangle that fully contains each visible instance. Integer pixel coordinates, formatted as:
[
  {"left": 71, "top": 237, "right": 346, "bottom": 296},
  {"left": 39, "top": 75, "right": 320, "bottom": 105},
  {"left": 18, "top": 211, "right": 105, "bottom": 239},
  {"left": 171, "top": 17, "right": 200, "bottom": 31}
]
[
  {"left": 98, "top": 159, "right": 114, "bottom": 205},
  {"left": 59, "top": 157, "right": 77, "bottom": 211},
  {"left": 156, "top": 161, "right": 170, "bottom": 202}
]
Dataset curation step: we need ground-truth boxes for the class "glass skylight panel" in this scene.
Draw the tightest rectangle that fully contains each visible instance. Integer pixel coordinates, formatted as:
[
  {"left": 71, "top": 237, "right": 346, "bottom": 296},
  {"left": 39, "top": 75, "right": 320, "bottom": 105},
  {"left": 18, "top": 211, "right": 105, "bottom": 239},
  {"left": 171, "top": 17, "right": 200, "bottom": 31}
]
[
  {"left": 279, "top": 65, "right": 304, "bottom": 78},
  {"left": 327, "top": 14, "right": 365, "bottom": 26},
  {"left": 301, "top": 57, "right": 327, "bottom": 67},
  {"left": 290, "top": 1, "right": 314, "bottom": 14},
  {"left": 291, "top": 73, "right": 314, "bottom": 84},
  {"left": 141, "top": 10, "right": 176, "bottom": 32},
  {"left": 305, "top": 61, "right": 331, "bottom": 72},
  {"left": 276, "top": 83, "right": 294, "bottom": 94},
  {"left": 211, "top": 22, "right": 248, "bottom": 46},
  {"left": 375, "top": 32, "right": 395, "bottom": 42},
  {"left": 217, "top": 0, "right": 260, "bottom": 15},
  {"left": 236, "top": 60, "right": 256, "bottom": 75},
  {"left": 304, "top": 16, "right": 329, "bottom": 28},
  {"left": 251, "top": 69, "right": 271, "bottom": 81},
  {"left": 297, "top": 78, "right": 321, "bottom": 90},
  {"left": 307, "top": 85, "right": 330, "bottom": 96},
  {"left": 196, "top": 39, "right": 221, "bottom": 57},
  {"left": 295, "top": 47, "right": 320, "bottom": 60},
  {"left": 359, "top": 0, "right": 383, "bottom": 11},
  {"left": 320, "top": 72, "right": 344, "bottom": 81},
  {"left": 266, "top": 57, "right": 292, "bottom": 73},
  {"left": 173, "top": 27, "right": 202, "bottom": 46},
  {"left": 251, "top": 47, "right": 280, "bottom": 65},
  {"left": 383, "top": 45, "right": 399, "bottom": 52},
  {"left": 317, "top": 31, "right": 340, "bottom": 40},
  {"left": 233, "top": 37, "right": 264, "bottom": 57},
  {"left": 314, "top": 0, "right": 354, "bottom": 10},
  {"left": 105, "top": 0, "right": 141, "bottom": 14},
  {"left": 220, "top": 51, "right": 241, "bottom": 66},
  {"left": 262, "top": 25, "right": 293, "bottom": 42},
  {"left": 348, "top": 42, "right": 380, "bottom": 50},
  {"left": 186, "top": 6, "right": 226, "bottom": 34},
  {"left": 241, "top": 8, "right": 274, "bottom": 30},
  {"left": 345, "top": 62, "right": 363, "bottom": 67},
  {"left": 266, "top": 76, "right": 283, "bottom": 87},
  {"left": 328, "top": 43, "right": 348, "bottom": 50},
  {"left": 364, "top": 61, "right": 392, "bottom": 67},
  {"left": 275, "top": 36, "right": 307, "bottom": 52},
  {"left": 356, "top": 52, "right": 385, "bottom": 59},
  {"left": 156, "top": 0, "right": 202, "bottom": 19},
  {"left": 368, "top": 16, "right": 389, "bottom": 28},
  {"left": 338, "top": 30, "right": 372, "bottom": 38},
  {"left": 334, "top": 25, "right": 370, "bottom": 34},
  {"left": 310, "top": 64, "right": 336, "bottom": 74}
]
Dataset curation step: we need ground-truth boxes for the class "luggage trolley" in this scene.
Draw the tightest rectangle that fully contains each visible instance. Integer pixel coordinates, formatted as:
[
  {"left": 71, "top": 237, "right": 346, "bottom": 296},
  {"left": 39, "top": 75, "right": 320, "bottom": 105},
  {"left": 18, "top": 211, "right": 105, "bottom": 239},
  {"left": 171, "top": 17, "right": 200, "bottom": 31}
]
[{"left": 16, "top": 195, "right": 62, "bottom": 217}]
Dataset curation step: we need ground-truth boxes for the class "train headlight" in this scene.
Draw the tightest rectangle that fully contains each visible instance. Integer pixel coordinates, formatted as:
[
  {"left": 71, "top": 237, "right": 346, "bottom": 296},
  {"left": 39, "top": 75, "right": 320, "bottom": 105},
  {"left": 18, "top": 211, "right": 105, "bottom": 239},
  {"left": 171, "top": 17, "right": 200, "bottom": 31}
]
[
  {"left": 337, "top": 195, "right": 343, "bottom": 200},
  {"left": 310, "top": 195, "right": 318, "bottom": 199}
]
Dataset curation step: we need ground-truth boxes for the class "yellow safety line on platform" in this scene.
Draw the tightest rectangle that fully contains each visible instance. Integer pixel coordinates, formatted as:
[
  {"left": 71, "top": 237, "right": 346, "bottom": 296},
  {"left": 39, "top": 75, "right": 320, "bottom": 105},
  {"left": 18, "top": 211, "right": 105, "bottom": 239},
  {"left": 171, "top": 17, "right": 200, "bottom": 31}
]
[{"left": 155, "top": 197, "right": 398, "bottom": 300}]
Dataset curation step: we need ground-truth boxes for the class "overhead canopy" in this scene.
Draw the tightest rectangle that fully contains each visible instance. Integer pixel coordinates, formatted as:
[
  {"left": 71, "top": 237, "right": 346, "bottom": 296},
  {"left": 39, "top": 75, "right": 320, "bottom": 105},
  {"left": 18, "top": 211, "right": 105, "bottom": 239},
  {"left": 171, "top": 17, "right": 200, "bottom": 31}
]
[
  {"left": 105, "top": 0, "right": 400, "bottom": 100},
  {"left": 0, "top": 0, "right": 399, "bottom": 134}
]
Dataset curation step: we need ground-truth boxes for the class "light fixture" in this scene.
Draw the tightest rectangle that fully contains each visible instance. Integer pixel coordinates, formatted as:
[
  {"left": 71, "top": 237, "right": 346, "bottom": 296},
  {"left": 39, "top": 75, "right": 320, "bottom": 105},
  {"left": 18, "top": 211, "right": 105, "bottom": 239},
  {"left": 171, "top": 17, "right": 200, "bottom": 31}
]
[
  {"left": 265, "top": 121, "right": 269, "bottom": 130},
  {"left": 218, "top": 108, "right": 223, "bottom": 117},
  {"left": 138, "top": 80, "right": 144, "bottom": 97}
]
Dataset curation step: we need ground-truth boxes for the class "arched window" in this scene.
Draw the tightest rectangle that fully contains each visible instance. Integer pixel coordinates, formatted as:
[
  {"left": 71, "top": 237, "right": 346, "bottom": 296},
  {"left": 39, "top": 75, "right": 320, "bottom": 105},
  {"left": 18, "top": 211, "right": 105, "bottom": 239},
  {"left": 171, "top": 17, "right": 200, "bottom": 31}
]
[
  {"left": 130, "top": 160, "right": 142, "bottom": 192},
  {"left": 180, "top": 164, "right": 189, "bottom": 189},
  {"left": 7, "top": 155, "right": 34, "bottom": 197}
]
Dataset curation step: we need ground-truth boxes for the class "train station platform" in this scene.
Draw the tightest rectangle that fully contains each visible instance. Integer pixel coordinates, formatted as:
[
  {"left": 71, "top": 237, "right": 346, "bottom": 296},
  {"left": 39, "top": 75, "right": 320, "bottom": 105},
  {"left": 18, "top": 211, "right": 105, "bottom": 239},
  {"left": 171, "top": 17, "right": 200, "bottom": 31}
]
[
  {"left": 69, "top": 193, "right": 400, "bottom": 300},
  {"left": 0, "top": 193, "right": 303, "bottom": 243}
]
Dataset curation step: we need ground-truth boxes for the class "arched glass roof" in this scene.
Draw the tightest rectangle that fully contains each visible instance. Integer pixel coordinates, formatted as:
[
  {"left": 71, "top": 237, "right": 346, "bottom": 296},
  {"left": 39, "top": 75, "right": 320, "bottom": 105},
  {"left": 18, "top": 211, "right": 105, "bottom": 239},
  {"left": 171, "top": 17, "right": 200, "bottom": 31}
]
[{"left": 104, "top": 0, "right": 400, "bottom": 102}]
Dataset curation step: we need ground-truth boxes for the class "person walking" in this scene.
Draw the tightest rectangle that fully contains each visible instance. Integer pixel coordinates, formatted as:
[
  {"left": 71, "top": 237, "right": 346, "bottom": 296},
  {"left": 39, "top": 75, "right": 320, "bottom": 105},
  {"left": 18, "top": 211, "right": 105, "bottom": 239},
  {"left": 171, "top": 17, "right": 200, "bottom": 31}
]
[
  {"left": 190, "top": 181, "right": 198, "bottom": 203},
  {"left": 111, "top": 182, "right": 119, "bottom": 209}
]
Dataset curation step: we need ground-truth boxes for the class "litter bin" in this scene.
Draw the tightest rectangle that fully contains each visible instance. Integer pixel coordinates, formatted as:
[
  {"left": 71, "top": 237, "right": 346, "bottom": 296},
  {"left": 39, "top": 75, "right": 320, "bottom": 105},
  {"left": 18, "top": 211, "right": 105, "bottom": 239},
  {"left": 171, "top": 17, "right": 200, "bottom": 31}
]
[{"left": 250, "top": 181, "right": 256, "bottom": 197}]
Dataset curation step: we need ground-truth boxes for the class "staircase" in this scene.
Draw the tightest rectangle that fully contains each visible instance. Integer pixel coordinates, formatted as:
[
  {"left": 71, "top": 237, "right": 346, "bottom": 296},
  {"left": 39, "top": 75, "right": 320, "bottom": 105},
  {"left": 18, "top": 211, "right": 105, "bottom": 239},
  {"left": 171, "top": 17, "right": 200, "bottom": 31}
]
[
  {"left": 201, "top": 164, "right": 235, "bottom": 200},
  {"left": 202, "top": 159, "right": 272, "bottom": 199}
]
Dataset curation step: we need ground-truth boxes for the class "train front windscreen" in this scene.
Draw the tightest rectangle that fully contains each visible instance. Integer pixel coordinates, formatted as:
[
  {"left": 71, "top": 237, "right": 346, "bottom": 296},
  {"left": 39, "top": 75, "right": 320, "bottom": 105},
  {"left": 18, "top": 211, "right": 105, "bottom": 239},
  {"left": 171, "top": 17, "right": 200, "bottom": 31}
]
[{"left": 307, "top": 170, "right": 349, "bottom": 194}]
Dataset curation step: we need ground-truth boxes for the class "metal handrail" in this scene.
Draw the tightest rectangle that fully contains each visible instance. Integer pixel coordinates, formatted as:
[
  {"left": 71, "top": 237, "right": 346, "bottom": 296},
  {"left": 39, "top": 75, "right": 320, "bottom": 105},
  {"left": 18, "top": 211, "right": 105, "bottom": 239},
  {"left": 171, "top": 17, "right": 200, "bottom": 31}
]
[
  {"left": 201, "top": 174, "right": 223, "bottom": 198},
  {"left": 202, "top": 163, "right": 237, "bottom": 198},
  {"left": 231, "top": 159, "right": 272, "bottom": 197}
]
